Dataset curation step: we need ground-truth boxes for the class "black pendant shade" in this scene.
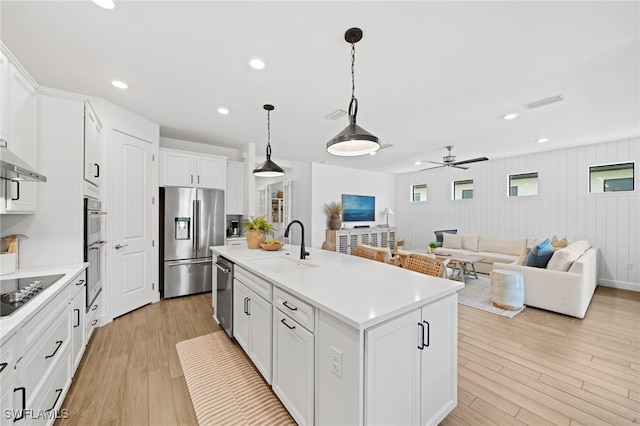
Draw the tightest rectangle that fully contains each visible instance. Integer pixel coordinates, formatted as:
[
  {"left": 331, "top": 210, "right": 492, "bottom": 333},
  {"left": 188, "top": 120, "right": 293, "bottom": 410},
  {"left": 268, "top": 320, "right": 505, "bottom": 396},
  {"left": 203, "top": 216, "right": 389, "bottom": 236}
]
[
  {"left": 327, "top": 27, "right": 380, "bottom": 156},
  {"left": 253, "top": 104, "right": 285, "bottom": 177}
]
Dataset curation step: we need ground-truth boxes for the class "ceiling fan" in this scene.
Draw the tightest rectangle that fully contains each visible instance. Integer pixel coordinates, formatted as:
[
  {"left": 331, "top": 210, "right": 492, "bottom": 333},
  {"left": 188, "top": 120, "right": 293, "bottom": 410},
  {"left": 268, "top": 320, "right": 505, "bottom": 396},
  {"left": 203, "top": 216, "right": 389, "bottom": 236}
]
[{"left": 420, "top": 145, "right": 488, "bottom": 170}]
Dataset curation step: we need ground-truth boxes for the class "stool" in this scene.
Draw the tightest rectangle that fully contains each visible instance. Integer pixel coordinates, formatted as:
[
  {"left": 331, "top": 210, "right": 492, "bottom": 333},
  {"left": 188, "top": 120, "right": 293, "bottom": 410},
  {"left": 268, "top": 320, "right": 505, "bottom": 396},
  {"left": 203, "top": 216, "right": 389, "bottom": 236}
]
[{"left": 490, "top": 269, "right": 524, "bottom": 310}]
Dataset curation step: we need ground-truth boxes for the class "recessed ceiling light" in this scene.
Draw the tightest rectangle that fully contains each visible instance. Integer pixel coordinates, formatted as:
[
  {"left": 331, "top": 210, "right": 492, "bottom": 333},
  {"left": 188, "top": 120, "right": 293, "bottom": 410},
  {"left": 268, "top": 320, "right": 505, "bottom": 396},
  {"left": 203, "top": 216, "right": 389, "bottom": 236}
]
[
  {"left": 92, "top": 0, "right": 116, "bottom": 10},
  {"left": 501, "top": 113, "right": 519, "bottom": 120},
  {"left": 414, "top": 161, "right": 421, "bottom": 166},
  {"left": 536, "top": 137, "right": 549, "bottom": 143},
  {"left": 249, "top": 58, "right": 265, "bottom": 70},
  {"left": 217, "top": 107, "right": 230, "bottom": 115},
  {"left": 111, "top": 80, "right": 128, "bottom": 89}
]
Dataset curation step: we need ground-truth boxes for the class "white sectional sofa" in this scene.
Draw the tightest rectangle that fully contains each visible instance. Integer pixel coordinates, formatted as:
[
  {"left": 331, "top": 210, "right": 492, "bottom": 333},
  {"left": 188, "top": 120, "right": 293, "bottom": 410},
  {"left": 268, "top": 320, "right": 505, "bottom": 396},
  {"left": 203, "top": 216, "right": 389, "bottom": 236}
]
[{"left": 435, "top": 233, "right": 598, "bottom": 318}]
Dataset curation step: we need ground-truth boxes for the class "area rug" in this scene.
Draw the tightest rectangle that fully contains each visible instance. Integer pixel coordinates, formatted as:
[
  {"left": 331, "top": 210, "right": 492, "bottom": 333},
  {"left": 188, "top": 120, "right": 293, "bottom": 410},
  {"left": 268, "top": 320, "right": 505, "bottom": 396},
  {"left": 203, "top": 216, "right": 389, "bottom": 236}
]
[
  {"left": 176, "top": 331, "right": 295, "bottom": 425},
  {"left": 457, "top": 276, "right": 525, "bottom": 318}
]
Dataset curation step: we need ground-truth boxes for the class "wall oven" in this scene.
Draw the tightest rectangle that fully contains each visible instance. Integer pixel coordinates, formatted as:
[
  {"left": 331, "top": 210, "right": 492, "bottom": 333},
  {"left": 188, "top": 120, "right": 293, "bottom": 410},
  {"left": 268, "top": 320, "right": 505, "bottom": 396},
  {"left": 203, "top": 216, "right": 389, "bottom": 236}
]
[{"left": 84, "top": 198, "right": 106, "bottom": 312}]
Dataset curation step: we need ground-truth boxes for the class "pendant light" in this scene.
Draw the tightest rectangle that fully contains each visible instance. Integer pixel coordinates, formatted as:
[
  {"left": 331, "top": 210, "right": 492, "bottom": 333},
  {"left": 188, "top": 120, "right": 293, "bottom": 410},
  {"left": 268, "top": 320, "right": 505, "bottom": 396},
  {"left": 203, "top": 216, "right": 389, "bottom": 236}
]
[
  {"left": 327, "top": 27, "right": 380, "bottom": 157},
  {"left": 253, "top": 104, "right": 285, "bottom": 177}
]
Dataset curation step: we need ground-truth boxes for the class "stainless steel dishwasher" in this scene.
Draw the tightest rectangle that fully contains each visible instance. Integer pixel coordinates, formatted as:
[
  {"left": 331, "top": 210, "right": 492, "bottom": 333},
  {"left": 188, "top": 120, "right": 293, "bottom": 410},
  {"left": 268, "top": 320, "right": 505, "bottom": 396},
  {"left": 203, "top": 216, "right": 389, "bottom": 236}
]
[{"left": 215, "top": 256, "right": 234, "bottom": 338}]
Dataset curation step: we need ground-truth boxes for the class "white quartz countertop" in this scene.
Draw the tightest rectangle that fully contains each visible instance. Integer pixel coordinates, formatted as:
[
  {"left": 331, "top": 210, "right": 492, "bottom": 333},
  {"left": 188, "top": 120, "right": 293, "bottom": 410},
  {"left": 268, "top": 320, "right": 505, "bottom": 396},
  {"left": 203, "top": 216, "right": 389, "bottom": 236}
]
[
  {"left": 0, "top": 263, "right": 89, "bottom": 342},
  {"left": 211, "top": 245, "right": 463, "bottom": 330}
]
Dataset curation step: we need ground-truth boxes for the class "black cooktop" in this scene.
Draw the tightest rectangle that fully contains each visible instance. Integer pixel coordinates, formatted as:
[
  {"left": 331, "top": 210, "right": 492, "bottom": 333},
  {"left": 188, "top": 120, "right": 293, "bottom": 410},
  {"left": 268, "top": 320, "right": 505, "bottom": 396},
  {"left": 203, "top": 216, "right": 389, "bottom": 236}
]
[{"left": 0, "top": 274, "right": 65, "bottom": 317}]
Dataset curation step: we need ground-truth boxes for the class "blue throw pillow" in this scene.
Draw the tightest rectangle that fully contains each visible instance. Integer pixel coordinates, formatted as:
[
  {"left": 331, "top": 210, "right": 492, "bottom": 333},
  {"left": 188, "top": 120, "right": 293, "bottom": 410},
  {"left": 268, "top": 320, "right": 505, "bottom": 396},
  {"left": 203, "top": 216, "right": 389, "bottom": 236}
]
[{"left": 525, "top": 239, "right": 554, "bottom": 268}]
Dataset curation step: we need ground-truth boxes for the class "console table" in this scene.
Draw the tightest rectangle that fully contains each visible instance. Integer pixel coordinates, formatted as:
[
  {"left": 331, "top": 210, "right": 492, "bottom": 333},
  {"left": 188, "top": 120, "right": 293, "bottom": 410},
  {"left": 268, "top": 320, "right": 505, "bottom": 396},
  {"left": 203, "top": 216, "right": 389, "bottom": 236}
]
[{"left": 326, "top": 227, "right": 397, "bottom": 254}]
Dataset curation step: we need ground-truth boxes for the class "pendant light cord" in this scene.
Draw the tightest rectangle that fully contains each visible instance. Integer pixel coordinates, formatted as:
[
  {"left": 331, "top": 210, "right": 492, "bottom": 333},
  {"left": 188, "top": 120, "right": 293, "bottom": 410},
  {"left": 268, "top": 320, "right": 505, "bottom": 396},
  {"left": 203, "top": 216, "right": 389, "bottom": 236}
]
[
  {"left": 349, "top": 42, "right": 359, "bottom": 124},
  {"left": 266, "top": 109, "right": 272, "bottom": 158}
]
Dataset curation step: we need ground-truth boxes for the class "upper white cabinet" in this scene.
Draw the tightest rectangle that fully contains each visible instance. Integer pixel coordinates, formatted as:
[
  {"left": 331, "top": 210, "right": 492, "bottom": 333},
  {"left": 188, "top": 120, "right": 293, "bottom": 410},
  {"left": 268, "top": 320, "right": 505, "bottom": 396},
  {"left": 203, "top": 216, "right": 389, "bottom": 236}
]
[
  {"left": 0, "top": 47, "right": 38, "bottom": 214},
  {"left": 226, "top": 160, "right": 244, "bottom": 215},
  {"left": 160, "top": 148, "right": 226, "bottom": 189},
  {"left": 83, "top": 102, "right": 102, "bottom": 192}
]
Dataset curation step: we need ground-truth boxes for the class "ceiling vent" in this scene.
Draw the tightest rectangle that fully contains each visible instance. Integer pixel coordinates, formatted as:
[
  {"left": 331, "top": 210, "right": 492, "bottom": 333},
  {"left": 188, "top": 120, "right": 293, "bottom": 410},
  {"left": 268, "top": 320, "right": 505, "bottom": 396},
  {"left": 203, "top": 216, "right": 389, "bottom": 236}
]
[
  {"left": 523, "top": 94, "right": 565, "bottom": 110},
  {"left": 325, "top": 109, "right": 347, "bottom": 120}
]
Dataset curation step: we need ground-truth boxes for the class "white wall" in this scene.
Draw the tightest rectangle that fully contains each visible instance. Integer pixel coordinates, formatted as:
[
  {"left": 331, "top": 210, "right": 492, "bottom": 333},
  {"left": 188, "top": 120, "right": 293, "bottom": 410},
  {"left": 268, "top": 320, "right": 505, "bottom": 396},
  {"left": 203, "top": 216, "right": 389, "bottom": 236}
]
[
  {"left": 160, "top": 137, "right": 242, "bottom": 161},
  {"left": 310, "top": 163, "right": 395, "bottom": 248},
  {"left": 394, "top": 137, "right": 640, "bottom": 290}
]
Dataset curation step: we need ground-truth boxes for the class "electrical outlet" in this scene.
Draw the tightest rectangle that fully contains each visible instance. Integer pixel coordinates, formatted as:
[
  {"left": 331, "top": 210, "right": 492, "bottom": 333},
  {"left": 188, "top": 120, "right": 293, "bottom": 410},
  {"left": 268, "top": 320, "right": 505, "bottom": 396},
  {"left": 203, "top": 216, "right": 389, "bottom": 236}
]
[
  {"left": 626, "top": 263, "right": 634, "bottom": 271},
  {"left": 330, "top": 346, "right": 343, "bottom": 378}
]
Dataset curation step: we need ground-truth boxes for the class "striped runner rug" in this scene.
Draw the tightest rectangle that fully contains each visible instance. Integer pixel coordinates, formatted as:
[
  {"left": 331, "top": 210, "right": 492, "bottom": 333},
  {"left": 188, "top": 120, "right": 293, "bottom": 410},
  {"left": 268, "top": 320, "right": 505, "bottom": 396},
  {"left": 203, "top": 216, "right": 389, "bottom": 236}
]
[{"left": 176, "top": 331, "right": 295, "bottom": 425}]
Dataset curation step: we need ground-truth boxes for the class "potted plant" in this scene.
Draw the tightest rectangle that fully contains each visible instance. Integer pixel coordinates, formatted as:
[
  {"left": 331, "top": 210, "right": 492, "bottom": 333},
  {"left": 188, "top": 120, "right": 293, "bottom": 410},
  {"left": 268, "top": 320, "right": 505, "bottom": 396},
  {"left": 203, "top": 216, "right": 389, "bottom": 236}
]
[
  {"left": 242, "top": 215, "right": 274, "bottom": 249},
  {"left": 325, "top": 201, "right": 343, "bottom": 230},
  {"left": 428, "top": 241, "right": 439, "bottom": 254}
]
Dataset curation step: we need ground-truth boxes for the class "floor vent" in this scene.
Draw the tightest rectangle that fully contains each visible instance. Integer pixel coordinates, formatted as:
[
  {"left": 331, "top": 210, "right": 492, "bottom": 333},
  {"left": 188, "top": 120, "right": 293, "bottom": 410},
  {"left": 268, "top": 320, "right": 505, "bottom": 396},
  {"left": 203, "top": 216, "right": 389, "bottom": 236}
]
[{"left": 523, "top": 94, "right": 565, "bottom": 110}]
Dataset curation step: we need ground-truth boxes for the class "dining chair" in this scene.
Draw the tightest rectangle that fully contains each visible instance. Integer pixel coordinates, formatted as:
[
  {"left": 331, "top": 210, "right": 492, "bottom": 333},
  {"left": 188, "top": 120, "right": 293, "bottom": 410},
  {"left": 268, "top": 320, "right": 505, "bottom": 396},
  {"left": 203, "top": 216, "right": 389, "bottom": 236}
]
[
  {"left": 352, "top": 245, "right": 378, "bottom": 261},
  {"left": 321, "top": 241, "right": 335, "bottom": 251},
  {"left": 403, "top": 253, "right": 447, "bottom": 278}
]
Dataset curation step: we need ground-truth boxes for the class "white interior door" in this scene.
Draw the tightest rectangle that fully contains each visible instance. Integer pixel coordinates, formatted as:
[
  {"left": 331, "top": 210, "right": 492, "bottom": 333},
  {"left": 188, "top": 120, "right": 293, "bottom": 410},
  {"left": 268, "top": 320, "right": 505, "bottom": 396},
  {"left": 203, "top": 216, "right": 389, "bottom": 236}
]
[{"left": 110, "top": 130, "right": 154, "bottom": 318}]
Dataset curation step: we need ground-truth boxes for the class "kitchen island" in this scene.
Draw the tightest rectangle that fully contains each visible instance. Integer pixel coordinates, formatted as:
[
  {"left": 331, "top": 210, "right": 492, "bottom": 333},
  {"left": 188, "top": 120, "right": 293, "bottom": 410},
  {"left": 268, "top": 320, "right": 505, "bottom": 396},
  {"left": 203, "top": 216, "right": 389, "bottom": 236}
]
[{"left": 211, "top": 244, "right": 463, "bottom": 425}]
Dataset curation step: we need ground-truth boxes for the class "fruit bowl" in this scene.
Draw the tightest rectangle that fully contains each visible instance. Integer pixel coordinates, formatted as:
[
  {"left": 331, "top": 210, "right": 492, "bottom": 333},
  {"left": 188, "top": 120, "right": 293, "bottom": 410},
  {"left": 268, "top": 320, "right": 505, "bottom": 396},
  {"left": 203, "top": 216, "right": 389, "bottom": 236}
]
[{"left": 260, "top": 241, "right": 285, "bottom": 251}]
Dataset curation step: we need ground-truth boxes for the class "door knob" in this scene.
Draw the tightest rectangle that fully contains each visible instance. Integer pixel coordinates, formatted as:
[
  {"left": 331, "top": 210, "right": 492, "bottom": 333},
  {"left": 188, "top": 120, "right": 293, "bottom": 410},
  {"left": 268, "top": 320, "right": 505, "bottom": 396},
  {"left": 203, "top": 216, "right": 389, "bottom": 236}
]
[{"left": 115, "top": 244, "right": 128, "bottom": 250}]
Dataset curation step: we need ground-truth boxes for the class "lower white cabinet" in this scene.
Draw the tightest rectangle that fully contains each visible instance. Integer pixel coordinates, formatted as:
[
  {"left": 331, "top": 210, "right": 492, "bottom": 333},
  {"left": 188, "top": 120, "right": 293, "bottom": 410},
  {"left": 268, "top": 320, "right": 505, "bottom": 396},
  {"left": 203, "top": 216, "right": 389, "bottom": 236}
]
[
  {"left": 233, "top": 279, "right": 272, "bottom": 383},
  {"left": 364, "top": 293, "right": 457, "bottom": 426},
  {"left": 70, "top": 282, "right": 86, "bottom": 372},
  {"left": 272, "top": 308, "right": 314, "bottom": 425},
  {"left": 85, "top": 291, "right": 102, "bottom": 343}
]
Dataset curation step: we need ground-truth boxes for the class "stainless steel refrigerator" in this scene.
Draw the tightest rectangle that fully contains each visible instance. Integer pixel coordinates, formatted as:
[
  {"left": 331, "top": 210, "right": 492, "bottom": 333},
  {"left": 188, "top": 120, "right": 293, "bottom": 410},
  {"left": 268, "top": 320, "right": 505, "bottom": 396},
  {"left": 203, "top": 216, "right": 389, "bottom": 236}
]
[{"left": 161, "top": 187, "right": 225, "bottom": 298}]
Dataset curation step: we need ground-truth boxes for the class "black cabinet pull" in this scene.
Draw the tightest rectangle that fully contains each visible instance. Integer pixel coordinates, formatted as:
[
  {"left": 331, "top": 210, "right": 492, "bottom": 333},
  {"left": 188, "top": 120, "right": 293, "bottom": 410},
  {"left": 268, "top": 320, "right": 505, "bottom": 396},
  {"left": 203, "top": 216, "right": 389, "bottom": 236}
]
[
  {"left": 92, "top": 304, "right": 98, "bottom": 311},
  {"left": 243, "top": 297, "right": 248, "bottom": 315},
  {"left": 423, "top": 320, "right": 430, "bottom": 347},
  {"left": 11, "top": 180, "right": 19, "bottom": 201},
  {"left": 417, "top": 322, "right": 425, "bottom": 350},
  {"left": 94, "top": 163, "right": 100, "bottom": 178},
  {"left": 74, "top": 309, "right": 80, "bottom": 328},
  {"left": 76, "top": 279, "right": 85, "bottom": 286},
  {"left": 14, "top": 387, "right": 26, "bottom": 421},
  {"left": 0, "top": 362, "right": 7, "bottom": 374},
  {"left": 92, "top": 319, "right": 98, "bottom": 326},
  {"left": 45, "top": 341, "right": 63, "bottom": 359},
  {"left": 281, "top": 318, "right": 296, "bottom": 330},
  {"left": 246, "top": 298, "right": 251, "bottom": 316},
  {"left": 283, "top": 301, "right": 298, "bottom": 311},
  {"left": 47, "top": 389, "right": 63, "bottom": 412}
]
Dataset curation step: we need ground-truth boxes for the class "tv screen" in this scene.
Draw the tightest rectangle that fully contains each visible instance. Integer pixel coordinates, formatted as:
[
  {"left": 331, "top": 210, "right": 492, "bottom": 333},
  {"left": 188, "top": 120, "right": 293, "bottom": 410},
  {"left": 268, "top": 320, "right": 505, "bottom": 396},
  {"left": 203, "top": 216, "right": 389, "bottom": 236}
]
[{"left": 342, "top": 194, "right": 375, "bottom": 222}]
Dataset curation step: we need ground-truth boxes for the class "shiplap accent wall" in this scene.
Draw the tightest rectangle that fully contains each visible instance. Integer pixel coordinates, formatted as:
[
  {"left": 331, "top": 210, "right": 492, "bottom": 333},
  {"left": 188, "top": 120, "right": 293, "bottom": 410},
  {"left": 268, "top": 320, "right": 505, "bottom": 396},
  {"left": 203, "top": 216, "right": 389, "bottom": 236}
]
[{"left": 395, "top": 138, "right": 640, "bottom": 290}]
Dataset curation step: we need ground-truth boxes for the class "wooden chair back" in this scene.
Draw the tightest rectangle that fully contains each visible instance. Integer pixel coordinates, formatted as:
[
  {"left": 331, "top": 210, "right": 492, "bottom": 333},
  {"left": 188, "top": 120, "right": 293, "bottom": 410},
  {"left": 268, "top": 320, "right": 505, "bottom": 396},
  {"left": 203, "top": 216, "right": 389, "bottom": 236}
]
[
  {"left": 352, "top": 245, "right": 378, "bottom": 261},
  {"left": 403, "top": 253, "right": 445, "bottom": 278},
  {"left": 321, "top": 241, "right": 335, "bottom": 251}
]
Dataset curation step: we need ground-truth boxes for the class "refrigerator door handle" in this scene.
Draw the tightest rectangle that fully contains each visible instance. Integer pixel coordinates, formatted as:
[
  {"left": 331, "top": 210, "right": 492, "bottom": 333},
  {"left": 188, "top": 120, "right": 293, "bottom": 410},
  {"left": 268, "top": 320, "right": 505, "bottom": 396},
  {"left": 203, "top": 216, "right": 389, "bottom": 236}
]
[
  {"left": 167, "top": 259, "right": 211, "bottom": 267},
  {"left": 195, "top": 199, "right": 201, "bottom": 253},
  {"left": 192, "top": 199, "right": 197, "bottom": 253}
]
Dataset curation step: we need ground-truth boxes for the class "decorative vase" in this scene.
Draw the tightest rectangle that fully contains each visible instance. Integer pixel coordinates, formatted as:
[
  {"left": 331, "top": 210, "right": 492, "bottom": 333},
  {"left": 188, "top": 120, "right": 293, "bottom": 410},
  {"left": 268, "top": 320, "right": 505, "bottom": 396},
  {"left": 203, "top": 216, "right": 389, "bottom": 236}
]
[
  {"left": 247, "top": 230, "right": 265, "bottom": 249},
  {"left": 329, "top": 216, "right": 341, "bottom": 230}
]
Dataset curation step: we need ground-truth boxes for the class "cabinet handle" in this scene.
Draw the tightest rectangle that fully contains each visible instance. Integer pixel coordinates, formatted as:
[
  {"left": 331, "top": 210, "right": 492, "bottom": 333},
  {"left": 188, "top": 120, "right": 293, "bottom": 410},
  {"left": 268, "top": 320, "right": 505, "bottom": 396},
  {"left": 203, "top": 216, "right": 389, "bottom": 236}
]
[
  {"left": 94, "top": 163, "right": 100, "bottom": 178},
  {"left": 92, "top": 319, "right": 98, "bottom": 326},
  {"left": 45, "top": 341, "right": 63, "bottom": 359},
  {"left": 191, "top": 174, "right": 193, "bottom": 184},
  {"left": 281, "top": 318, "right": 296, "bottom": 330},
  {"left": 243, "top": 297, "right": 248, "bottom": 314},
  {"left": 14, "top": 387, "right": 26, "bottom": 421},
  {"left": 76, "top": 279, "right": 85, "bottom": 286},
  {"left": 417, "top": 322, "right": 425, "bottom": 350},
  {"left": 246, "top": 298, "right": 251, "bottom": 316},
  {"left": 47, "top": 388, "right": 63, "bottom": 412},
  {"left": 74, "top": 309, "right": 80, "bottom": 328},
  {"left": 92, "top": 304, "right": 98, "bottom": 311},
  {"left": 198, "top": 175, "right": 200, "bottom": 184},
  {"left": 0, "top": 362, "right": 7, "bottom": 374},
  {"left": 423, "top": 320, "right": 430, "bottom": 348},
  {"left": 11, "top": 180, "right": 19, "bottom": 201},
  {"left": 282, "top": 301, "right": 298, "bottom": 311}
]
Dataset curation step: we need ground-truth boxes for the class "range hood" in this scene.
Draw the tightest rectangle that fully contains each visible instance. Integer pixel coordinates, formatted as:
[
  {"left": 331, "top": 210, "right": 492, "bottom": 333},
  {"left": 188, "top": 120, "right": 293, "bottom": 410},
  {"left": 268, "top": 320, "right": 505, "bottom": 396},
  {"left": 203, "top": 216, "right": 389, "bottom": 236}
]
[{"left": 0, "top": 140, "right": 47, "bottom": 182}]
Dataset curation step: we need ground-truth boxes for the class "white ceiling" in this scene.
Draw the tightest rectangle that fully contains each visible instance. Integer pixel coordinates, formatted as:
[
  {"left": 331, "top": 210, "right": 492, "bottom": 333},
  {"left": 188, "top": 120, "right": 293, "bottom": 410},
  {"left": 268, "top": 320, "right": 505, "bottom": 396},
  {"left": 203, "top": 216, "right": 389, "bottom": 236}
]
[{"left": 1, "top": 1, "right": 638, "bottom": 174}]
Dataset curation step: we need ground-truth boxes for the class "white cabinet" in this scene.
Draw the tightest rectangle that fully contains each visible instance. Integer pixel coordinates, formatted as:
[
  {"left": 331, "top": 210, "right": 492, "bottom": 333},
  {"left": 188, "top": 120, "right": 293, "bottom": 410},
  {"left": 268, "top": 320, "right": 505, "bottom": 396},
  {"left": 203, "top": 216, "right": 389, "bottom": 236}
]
[
  {"left": 272, "top": 289, "right": 314, "bottom": 425},
  {"left": 226, "top": 160, "right": 244, "bottom": 215},
  {"left": 160, "top": 148, "right": 226, "bottom": 189},
  {"left": 364, "top": 294, "right": 457, "bottom": 426},
  {"left": 0, "top": 47, "right": 38, "bottom": 214},
  {"left": 86, "top": 290, "right": 102, "bottom": 342},
  {"left": 83, "top": 102, "right": 102, "bottom": 195},
  {"left": 70, "top": 273, "right": 87, "bottom": 372},
  {"left": 0, "top": 332, "right": 19, "bottom": 422},
  {"left": 327, "top": 227, "right": 397, "bottom": 254}
]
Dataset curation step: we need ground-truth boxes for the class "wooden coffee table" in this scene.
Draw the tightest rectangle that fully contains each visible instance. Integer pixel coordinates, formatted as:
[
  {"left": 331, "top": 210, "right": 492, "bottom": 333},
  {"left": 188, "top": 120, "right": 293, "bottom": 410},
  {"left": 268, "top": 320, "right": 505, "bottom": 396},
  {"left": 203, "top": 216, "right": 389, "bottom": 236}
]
[{"left": 435, "top": 253, "right": 485, "bottom": 283}]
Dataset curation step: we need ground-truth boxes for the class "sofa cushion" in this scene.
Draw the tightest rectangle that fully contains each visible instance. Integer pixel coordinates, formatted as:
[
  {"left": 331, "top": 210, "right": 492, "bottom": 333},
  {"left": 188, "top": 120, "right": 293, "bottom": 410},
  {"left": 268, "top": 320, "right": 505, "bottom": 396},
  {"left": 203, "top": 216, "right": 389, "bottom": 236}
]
[
  {"left": 551, "top": 235, "right": 569, "bottom": 249},
  {"left": 443, "top": 233, "right": 463, "bottom": 249},
  {"left": 478, "top": 235, "right": 527, "bottom": 256},
  {"left": 547, "top": 239, "right": 590, "bottom": 271},
  {"left": 461, "top": 234, "right": 479, "bottom": 251},
  {"left": 516, "top": 247, "right": 531, "bottom": 265},
  {"left": 476, "top": 251, "right": 519, "bottom": 265},
  {"left": 525, "top": 239, "right": 554, "bottom": 268}
]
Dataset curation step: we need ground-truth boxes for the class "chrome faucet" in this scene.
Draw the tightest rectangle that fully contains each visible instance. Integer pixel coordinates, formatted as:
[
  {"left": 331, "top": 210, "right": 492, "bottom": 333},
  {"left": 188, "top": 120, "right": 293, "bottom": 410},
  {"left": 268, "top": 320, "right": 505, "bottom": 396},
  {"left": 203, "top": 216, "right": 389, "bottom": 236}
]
[{"left": 284, "top": 220, "right": 309, "bottom": 260}]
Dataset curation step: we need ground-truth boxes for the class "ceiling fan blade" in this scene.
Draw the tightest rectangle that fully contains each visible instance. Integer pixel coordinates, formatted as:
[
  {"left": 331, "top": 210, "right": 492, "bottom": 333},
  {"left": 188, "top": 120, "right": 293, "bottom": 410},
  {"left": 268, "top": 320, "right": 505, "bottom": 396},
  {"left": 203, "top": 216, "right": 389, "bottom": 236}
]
[
  {"left": 427, "top": 161, "right": 445, "bottom": 165},
  {"left": 452, "top": 165, "right": 469, "bottom": 170},
  {"left": 452, "top": 157, "right": 489, "bottom": 166},
  {"left": 420, "top": 165, "right": 446, "bottom": 171}
]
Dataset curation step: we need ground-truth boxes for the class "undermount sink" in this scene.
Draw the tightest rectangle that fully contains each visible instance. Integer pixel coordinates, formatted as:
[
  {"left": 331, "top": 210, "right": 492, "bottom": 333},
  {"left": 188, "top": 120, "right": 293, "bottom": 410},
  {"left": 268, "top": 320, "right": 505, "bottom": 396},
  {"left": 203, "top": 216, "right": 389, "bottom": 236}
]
[{"left": 250, "top": 256, "right": 318, "bottom": 273}]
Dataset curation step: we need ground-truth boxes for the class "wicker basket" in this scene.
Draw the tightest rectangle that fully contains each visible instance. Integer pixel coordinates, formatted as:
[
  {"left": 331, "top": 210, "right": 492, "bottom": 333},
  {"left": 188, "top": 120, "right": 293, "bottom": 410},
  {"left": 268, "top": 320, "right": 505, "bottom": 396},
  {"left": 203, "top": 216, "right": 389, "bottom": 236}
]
[{"left": 260, "top": 241, "right": 285, "bottom": 251}]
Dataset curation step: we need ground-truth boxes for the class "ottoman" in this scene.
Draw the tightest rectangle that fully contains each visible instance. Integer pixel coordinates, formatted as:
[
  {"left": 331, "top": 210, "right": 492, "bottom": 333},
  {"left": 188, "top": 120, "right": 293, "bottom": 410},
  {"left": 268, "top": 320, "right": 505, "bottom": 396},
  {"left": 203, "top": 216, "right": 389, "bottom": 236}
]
[{"left": 490, "top": 269, "right": 524, "bottom": 310}]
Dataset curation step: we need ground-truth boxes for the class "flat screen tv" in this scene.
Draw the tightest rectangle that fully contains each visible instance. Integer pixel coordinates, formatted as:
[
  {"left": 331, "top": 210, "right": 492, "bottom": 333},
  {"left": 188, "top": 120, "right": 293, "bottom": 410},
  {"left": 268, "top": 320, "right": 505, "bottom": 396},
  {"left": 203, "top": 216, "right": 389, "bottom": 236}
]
[{"left": 342, "top": 194, "right": 375, "bottom": 222}]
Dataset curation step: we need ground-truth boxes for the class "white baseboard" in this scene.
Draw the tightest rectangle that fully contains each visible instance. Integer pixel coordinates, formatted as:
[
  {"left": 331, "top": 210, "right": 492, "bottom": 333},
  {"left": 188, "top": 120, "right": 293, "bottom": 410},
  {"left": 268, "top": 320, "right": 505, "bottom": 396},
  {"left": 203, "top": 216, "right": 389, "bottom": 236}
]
[{"left": 599, "top": 279, "right": 640, "bottom": 292}]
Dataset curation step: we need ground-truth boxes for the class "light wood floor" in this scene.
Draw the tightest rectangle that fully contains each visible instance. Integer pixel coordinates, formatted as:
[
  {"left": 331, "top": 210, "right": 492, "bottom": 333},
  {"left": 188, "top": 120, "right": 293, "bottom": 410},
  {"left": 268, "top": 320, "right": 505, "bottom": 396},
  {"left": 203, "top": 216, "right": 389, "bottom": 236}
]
[{"left": 57, "top": 286, "right": 640, "bottom": 426}]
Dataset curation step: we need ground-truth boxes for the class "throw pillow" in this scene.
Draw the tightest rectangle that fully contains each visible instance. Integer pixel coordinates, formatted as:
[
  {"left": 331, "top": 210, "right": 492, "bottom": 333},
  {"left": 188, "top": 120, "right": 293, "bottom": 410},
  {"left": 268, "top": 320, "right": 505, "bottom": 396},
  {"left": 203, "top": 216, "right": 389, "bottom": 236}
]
[
  {"left": 516, "top": 246, "right": 531, "bottom": 266},
  {"left": 551, "top": 235, "right": 568, "bottom": 249},
  {"left": 547, "top": 239, "right": 590, "bottom": 271},
  {"left": 442, "top": 232, "right": 463, "bottom": 249},
  {"left": 525, "top": 239, "right": 554, "bottom": 268}
]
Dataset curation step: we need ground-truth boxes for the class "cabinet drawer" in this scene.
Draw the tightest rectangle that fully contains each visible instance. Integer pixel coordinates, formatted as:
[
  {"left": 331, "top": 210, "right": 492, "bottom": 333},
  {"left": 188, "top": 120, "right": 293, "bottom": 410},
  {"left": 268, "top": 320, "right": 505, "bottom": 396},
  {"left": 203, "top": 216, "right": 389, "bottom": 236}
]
[
  {"left": 86, "top": 291, "right": 102, "bottom": 342},
  {"left": 23, "top": 311, "right": 70, "bottom": 400},
  {"left": 235, "top": 266, "right": 272, "bottom": 302},
  {"left": 28, "top": 346, "right": 71, "bottom": 426},
  {"left": 23, "top": 284, "right": 71, "bottom": 348},
  {"left": 70, "top": 270, "right": 86, "bottom": 300},
  {"left": 274, "top": 287, "right": 315, "bottom": 332}
]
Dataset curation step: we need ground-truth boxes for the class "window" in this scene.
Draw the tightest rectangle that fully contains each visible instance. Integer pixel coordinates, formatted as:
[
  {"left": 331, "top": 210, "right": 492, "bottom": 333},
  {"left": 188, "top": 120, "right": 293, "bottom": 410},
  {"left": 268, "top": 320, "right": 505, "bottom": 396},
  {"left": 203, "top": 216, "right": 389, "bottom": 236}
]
[
  {"left": 589, "top": 162, "right": 634, "bottom": 193},
  {"left": 508, "top": 172, "right": 538, "bottom": 197},
  {"left": 453, "top": 179, "right": 473, "bottom": 200},
  {"left": 411, "top": 184, "right": 427, "bottom": 202}
]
